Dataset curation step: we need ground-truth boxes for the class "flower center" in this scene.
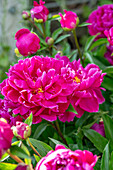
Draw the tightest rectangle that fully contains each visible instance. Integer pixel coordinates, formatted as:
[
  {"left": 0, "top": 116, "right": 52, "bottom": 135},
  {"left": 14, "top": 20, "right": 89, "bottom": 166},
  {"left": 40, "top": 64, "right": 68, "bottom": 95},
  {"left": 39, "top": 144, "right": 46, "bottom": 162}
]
[
  {"left": 38, "top": 87, "right": 43, "bottom": 93},
  {"left": 74, "top": 76, "right": 80, "bottom": 83}
]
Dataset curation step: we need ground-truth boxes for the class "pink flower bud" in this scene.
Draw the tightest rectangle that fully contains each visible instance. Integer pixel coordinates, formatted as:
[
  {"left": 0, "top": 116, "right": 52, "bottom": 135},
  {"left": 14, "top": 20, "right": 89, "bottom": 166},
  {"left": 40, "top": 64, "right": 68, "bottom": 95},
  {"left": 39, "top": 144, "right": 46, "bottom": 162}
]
[
  {"left": 30, "top": 1, "right": 49, "bottom": 22},
  {"left": 104, "top": 27, "right": 113, "bottom": 45},
  {"left": 15, "top": 28, "right": 40, "bottom": 56},
  {"left": 0, "top": 119, "right": 13, "bottom": 159},
  {"left": 91, "top": 121, "right": 105, "bottom": 137},
  {"left": 15, "top": 163, "right": 30, "bottom": 170},
  {"left": 59, "top": 10, "right": 79, "bottom": 31},
  {"left": 22, "top": 11, "right": 30, "bottom": 20},
  {"left": 12, "top": 122, "right": 31, "bottom": 140},
  {"left": 45, "top": 37, "right": 54, "bottom": 46}
]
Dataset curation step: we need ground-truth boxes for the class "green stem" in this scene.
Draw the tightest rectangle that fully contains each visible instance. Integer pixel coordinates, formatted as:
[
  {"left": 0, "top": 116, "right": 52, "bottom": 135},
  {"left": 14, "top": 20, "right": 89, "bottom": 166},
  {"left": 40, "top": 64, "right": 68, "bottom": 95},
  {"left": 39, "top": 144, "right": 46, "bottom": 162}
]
[
  {"left": 72, "top": 29, "right": 83, "bottom": 64},
  {"left": 41, "top": 23, "right": 46, "bottom": 39},
  {"left": 27, "top": 138, "right": 41, "bottom": 157},
  {"left": 29, "top": 19, "right": 44, "bottom": 37},
  {"left": 7, "top": 150, "right": 24, "bottom": 163},
  {"left": 55, "top": 120, "right": 68, "bottom": 147}
]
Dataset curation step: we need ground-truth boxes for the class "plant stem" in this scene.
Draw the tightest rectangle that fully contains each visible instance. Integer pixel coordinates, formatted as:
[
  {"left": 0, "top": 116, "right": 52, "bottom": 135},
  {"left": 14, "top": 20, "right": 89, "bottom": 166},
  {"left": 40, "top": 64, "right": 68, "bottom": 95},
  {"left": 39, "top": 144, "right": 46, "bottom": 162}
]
[
  {"left": 41, "top": 23, "right": 46, "bottom": 39},
  {"left": 72, "top": 29, "right": 83, "bottom": 64},
  {"left": 29, "top": 19, "right": 44, "bottom": 37},
  {"left": 55, "top": 120, "right": 68, "bottom": 147},
  {"left": 7, "top": 150, "right": 24, "bottom": 163},
  {"left": 27, "top": 138, "right": 41, "bottom": 157}
]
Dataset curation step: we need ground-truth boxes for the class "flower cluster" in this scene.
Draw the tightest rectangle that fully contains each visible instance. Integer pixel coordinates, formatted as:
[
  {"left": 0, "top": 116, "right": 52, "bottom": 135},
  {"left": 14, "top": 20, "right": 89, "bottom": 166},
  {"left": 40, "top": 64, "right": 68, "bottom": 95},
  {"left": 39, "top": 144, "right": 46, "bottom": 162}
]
[
  {"left": 0, "top": 119, "right": 13, "bottom": 159},
  {"left": 0, "top": 55, "right": 105, "bottom": 123},
  {"left": 87, "top": 4, "right": 113, "bottom": 38},
  {"left": 35, "top": 144, "right": 98, "bottom": 170}
]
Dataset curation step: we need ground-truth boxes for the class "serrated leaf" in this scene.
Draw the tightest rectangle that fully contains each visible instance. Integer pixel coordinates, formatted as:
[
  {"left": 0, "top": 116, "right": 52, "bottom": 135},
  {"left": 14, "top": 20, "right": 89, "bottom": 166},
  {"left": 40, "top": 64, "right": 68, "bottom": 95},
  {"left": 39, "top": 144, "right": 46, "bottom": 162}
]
[
  {"left": 24, "top": 113, "right": 33, "bottom": 126},
  {"left": 29, "top": 138, "right": 53, "bottom": 157},
  {"left": 55, "top": 34, "right": 70, "bottom": 44},
  {"left": 101, "top": 143, "right": 109, "bottom": 170},
  {"left": 0, "top": 163, "right": 17, "bottom": 170},
  {"left": 10, "top": 145, "right": 30, "bottom": 159},
  {"left": 33, "top": 123, "right": 49, "bottom": 139},
  {"left": 49, "top": 137, "right": 68, "bottom": 148},
  {"left": 78, "top": 22, "right": 92, "bottom": 27},
  {"left": 89, "top": 38, "right": 108, "bottom": 51},
  {"left": 52, "top": 28, "right": 63, "bottom": 40},
  {"left": 83, "top": 129, "right": 108, "bottom": 152}
]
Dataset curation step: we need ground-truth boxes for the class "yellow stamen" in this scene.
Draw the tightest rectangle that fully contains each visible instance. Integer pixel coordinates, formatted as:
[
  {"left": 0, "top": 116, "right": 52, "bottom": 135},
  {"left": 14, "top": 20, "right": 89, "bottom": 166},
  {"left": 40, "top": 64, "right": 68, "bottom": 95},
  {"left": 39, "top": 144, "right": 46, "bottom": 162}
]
[
  {"left": 38, "top": 87, "right": 43, "bottom": 93},
  {"left": 74, "top": 76, "right": 80, "bottom": 83}
]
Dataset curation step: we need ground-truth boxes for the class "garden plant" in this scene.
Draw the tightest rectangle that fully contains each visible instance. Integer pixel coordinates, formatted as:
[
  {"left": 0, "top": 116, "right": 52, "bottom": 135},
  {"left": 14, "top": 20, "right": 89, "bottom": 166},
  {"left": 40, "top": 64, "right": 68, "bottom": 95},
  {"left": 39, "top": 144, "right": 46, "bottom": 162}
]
[{"left": 1, "top": 1, "right": 113, "bottom": 170}]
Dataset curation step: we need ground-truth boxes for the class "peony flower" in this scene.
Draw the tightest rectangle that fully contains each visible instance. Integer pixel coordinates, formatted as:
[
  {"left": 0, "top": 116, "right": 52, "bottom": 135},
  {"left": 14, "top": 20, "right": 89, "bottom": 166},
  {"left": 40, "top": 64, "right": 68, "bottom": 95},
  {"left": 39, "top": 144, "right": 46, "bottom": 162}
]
[
  {"left": 35, "top": 144, "right": 98, "bottom": 170},
  {"left": 0, "top": 98, "right": 23, "bottom": 126},
  {"left": 104, "top": 45, "right": 113, "bottom": 65},
  {"left": 91, "top": 121, "right": 105, "bottom": 137},
  {"left": 30, "top": 1, "right": 49, "bottom": 22},
  {"left": 0, "top": 56, "right": 75, "bottom": 124},
  {"left": 0, "top": 119, "right": 13, "bottom": 159},
  {"left": 15, "top": 163, "right": 30, "bottom": 170},
  {"left": 12, "top": 122, "right": 31, "bottom": 140},
  {"left": 59, "top": 10, "right": 79, "bottom": 31},
  {"left": 104, "top": 27, "right": 113, "bottom": 45},
  {"left": 15, "top": 28, "right": 40, "bottom": 56},
  {"left": 87, "top": 4, "right": 113, "bottom": 38},
  {"left": 70, "top": 62, "right": 106, "bottom": 118}
]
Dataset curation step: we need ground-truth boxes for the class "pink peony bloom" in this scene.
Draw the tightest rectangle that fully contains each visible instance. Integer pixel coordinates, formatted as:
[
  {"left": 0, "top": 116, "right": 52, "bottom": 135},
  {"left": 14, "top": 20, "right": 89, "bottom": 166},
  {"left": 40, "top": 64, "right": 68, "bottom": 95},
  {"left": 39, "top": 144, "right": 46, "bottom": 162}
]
[
  {"left": 35, "top": 144, "right": 98, "bottom": 170},
  {"left": 0, "top": 98, "right": 23, "bottom": 126},
  {"left": 104, "top": 45, "right": 113, "bottom": 65},
  {"left": 0, "top": 119, "right": 13, "bottom": 158},
  {"left": 12, "top": 122, "right": 31, "bottom": 140},
  {"left": 15, "top": 28, "right": 40, "bottom": 56},
  {"left": 104, "top": 27, "right": 113, "bottom": 45},
  {"left": 0, "top": 56, "right": 75, "bottom": 124},
  {"left": 59, "top": 10, "right": 79, "bottom": 31},
  {"left": 70, "top": 62, "right": 105, "bottom": 118},
  {"left": 91, "top": 121, "right": 105, "bottom": 137},
  {"left": 87, "top": 4, "right": 113, "bottom": 38},
  {"left": 30, "top": 1, "right": 49, "bottom": 22}
]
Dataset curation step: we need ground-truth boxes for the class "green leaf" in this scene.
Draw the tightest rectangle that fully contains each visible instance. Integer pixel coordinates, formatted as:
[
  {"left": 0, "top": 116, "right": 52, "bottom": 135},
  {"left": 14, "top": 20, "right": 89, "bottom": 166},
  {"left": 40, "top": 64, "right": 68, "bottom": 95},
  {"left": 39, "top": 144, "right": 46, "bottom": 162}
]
[
  {"left": 78, "top": 22, "right": 92, "bottom": 27},
  {"left": 89, "top": 38, "right": 108, "bottom": 51},
  {"left": 109, "top": 151, "right": 113, "bottom": 170},
  {"left": 66, "top": 104, "right": 78, "bottom": 114},
  {"left": 83, "top": 129, "right": 108, "bottom": 152},
  {"left": 34, "top": 154, "right": 41, "bottom": 163},
  {"left": 101, "top": 143, "right": 109, "bottom": 170},
  {"left": 76, "top": 112, "right": 89, "bottom": 127},
  {"left": 33, "top": 123, "right": 49, "bottom": 139},
  {"left": 52, "top": 28, "right": 63, "bottom": 40},
  {"left": 10, "top": 145, "right": 30, "bottom": 159},
  {"left": 45, "top": 20, "right": 51, "bottom": 37},
  {"left": 24, "top": 113, "right": 33, "bottom": 126},
  {"left": 84, "top": 51, "right": 94, "bottom": 63},
  {"left": 29, "top": 138, "right": 53, "bottom": 157},
  {"left": 102, "top": 76, "right": 113, "bottom": 91},
  {"left": 55, "top": 34, "right": 71, "bottom": 44},
  {"left": 0, "top": 163, "right": 17, "bottom": 170},
  {"left": 49, "top": 137, "right": 68, "bottom": 148},
  {"left": 84, "top": 35, "right": 98, "bottom": 51},
  {"left": 103, "top": 66, "right": 113, "bottom": 74},
  {"left": 102, "top": 114, "right": 113, "bottom": 144}
]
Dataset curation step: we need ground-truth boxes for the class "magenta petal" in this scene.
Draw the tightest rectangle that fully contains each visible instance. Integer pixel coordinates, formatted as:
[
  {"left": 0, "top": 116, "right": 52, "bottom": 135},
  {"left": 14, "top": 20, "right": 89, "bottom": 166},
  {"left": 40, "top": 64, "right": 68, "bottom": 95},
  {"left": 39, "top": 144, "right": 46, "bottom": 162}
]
[{"left": 59, "top": 111, "right": 75, "bottom": 122}]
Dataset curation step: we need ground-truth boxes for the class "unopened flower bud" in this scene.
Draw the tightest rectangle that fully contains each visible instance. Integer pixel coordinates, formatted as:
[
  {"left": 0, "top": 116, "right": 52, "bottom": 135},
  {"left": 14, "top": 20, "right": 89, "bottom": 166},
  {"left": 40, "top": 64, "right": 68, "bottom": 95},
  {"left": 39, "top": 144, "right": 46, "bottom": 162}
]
[
  {"left": 15, "top": 163, "right": 30, "bottom": 170},
  {"left": 12, "top": 122, "right": 31, "bottom": 140},
  {"left": 34, "top": 18, "right": 43, "bottom": 23},
  {"left": 45, "top": 37, "right": 54, "bottom": 46},
  {"left": 22, "top": 11, "right": 30, "bottom": 20},
  {"left": 14, "top": 48, "right": 22, "bottom": 57}
]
